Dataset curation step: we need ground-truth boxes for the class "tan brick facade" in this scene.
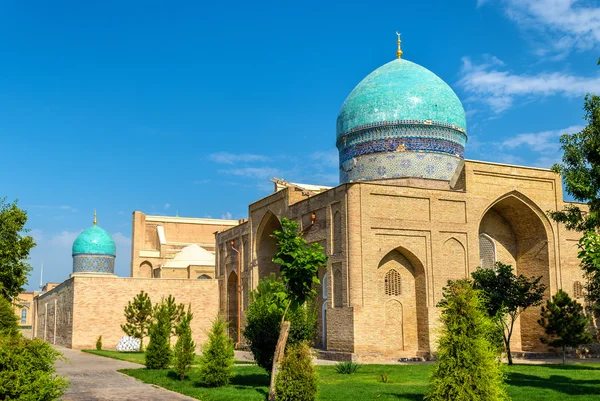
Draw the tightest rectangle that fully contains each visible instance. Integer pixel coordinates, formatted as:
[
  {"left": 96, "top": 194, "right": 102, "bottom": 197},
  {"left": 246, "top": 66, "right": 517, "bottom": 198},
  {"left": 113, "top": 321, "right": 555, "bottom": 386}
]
[
  {"left": 13, "top": 291, "right": 38, "bottom": 327},
  {"left": 216, "top": 161, "right": 585, "bottom": 361}
]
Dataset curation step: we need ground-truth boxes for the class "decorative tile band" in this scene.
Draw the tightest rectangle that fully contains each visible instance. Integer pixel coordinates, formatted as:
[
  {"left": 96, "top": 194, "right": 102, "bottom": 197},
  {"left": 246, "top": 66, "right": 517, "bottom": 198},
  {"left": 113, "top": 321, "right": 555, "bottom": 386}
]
[
  {"left": 337, "top": 119, "right": 466, "bottom": 140},
  {"left": 340, "top": 151, "right": 461, "bottom": 183},
  {"left": 73, "top": 254, "right": 115, "bottom": 274},
  {"left": 339, "top": 136, "right": 464, "bottom": 164}
]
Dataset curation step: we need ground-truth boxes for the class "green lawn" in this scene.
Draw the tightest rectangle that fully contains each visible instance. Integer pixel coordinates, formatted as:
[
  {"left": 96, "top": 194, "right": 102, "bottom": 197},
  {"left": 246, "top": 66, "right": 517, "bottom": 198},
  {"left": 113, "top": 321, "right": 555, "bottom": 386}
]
[
  {"left": 83, "top": 349, "right": 256, "bottom": 366},
  {"left": 119, "top": 363, "right": 600, "bottom": 401}
]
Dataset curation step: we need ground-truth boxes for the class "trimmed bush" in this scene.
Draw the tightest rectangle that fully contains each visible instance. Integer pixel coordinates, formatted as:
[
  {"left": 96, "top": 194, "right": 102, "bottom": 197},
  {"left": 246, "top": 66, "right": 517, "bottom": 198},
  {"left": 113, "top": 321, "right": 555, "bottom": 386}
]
[
  {"left": 0, "top": 332, "right": 69, "bottom": 400},
  {"left": 244, "top": 274, "right": 317, "bottom": 372},
  {"left": 335, "top": 361, "right": 361, "bottom": 374},
  {"left": 96, "top": 335, "right": 102, "bottom": 351},
  {"left": 275, "top": 341, "right": 317, "bottom": 401},
  {"left": 0, "top": 296, "right": 18, "bottom": 335},
  {"left": 145, "top": 299, "right": 172, "bottom": 369},
  {"left": 426, "top": 280, "right": 507, "bottom": 401},
  {"left": 198, "top": 314, "right": 234, "bottom": 387},
  {"left": 173, "top": 306, "right": 195, "bottom": 380}
]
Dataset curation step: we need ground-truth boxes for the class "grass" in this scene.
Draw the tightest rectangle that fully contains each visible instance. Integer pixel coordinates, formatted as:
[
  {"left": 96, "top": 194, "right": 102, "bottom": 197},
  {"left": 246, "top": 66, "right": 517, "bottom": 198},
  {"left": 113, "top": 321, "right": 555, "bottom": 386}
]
[
  {"left": 119, "top": 362, "right": 600, "bottom": 401},
  {"left": 83, "top": 349, "right": 256, "bottom": 366}
]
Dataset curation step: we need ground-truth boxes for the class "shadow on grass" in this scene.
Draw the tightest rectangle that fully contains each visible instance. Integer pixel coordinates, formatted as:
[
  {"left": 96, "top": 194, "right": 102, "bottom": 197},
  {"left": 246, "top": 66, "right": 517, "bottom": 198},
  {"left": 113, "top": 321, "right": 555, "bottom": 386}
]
[
  {"left": 541, "top": 363, "right": 600, "bottom": 371},
  {"left": 507, "top": 372, "right": 600, "bottom": 396},
  {"left": 376, "top": 394, "right": 424, "bottom": 401}
]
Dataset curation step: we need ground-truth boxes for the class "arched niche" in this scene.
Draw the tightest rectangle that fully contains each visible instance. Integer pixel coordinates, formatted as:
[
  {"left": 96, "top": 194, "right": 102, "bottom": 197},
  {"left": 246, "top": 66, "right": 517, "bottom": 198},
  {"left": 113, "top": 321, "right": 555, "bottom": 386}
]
[
  {"left": 378, "top": 247, "right": 429, "bottom": 355},
  {"left": 255, "top": 211, "right": 283, "bottom": 280},
  {"left": 478, "top": 192, "right": 552, "bottom": 352},
  {"left": 227, "top": 270, "right": 239, "bottom": 343},
  {"left": 139, "top": 261, "right": 152, "bottom": 278}
]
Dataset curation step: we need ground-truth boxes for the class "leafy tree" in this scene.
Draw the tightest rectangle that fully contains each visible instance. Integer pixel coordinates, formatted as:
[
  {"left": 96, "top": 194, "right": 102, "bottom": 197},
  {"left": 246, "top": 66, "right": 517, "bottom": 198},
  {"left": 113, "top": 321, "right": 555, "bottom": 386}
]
[
  {"left": 121, "top": 291, "right": 153, "bottom": 349},
  {"left": 0, "top": 198, "right": 35, "bottom": 300},
  {"left": 275, "top": 341, "right": 317, "bottom": 401},
  {"left": 0, "top": 296, "right": 18, "bottom": 335},
  {"left": 173, "top": 305, "right": 195, "bottom": 380},
  {"left": 427, "top": 280, "right": 507, "bottom": 401},
  {"left": 0, "top": 333, "right": 70, "bottom": 400},
  {"left": 538, "top": 289, "right": 592, "bottom": 365},
  {"left": 472, "top": 262, "right": 546, "bottom": 365},
  {"left": 244, "top": 274, "right": 318, "bottom": 372},
  {"left": 145, "top": 299, "right": 172, "bottom": 369},
  {"left": 198, "top": 314, "right": 234, "bottom": 387},
  {"left": 576, "top": 231, "right": 600, "bottom": 326}
]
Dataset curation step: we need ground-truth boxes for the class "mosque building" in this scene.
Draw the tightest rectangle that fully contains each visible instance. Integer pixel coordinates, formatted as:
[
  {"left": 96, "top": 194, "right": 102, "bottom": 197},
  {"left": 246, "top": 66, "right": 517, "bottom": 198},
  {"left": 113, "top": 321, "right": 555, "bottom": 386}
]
[{"left": 31, "top": 38, "right": 585, "bottom": 360}]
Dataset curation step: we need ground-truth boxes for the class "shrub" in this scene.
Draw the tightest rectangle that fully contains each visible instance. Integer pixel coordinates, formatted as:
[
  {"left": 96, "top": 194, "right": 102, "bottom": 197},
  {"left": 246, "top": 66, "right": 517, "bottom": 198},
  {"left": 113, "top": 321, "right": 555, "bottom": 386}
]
[
  {"left": 198, "top": 314, "right": 234, "bottom": 387},
  {"left": 0, "top": 296, "right": 18, "bottom": 334},
  {"left": 173, "top": 306, "right": 195, "bottom": 380},
  {"left": 380, "top": 373, "right": 389, "bottom": 383},
  {"left": 275, "top": 341, "right": 317, "bottom": 401},
  {"left": 335, "top": 361, "right": 361, "bottom": 374},
  {"left": 244, "top": 274, "right": 317, "bottom": 372},
  {"left": 426, "top": 280, "right": 507, "bottom": 401},
  {"left": 145, "top": 299, "right": 172, "bottom": 369},
  {"left": 0, "top": 332, "right": 69, "bottom": 400},
  {"left": 96, "top": 335, "right": 102, "bottom": 351}
]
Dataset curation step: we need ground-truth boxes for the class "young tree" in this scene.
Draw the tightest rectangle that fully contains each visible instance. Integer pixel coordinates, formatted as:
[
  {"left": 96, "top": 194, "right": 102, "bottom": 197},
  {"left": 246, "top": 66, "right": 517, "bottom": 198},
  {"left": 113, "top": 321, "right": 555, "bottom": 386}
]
[
  {"left": 121, "top": 290, "right": 153, "bottom": 350},
  {"left": 472, "top": 262, "right": 546, "bottom": 365},
  {"left": 275, "top": 341, "right": 317, "bottom": 401},
  {"left": 268, "top": 218, "right": 327, "bottom": 400},
  {"left": 145, "top": 299, "right": 172, "bottom": 369},
  {"left": 0, "top": 198, "right": 35, "bottom": 300},
  {"left": 427, "top": 280, "right": 507, "bottom": 401},
  {"left": 172, "top": 305, "right": 195, "bottom": 380},
  {"left": 538, "top": 289, "right": 592, "bottom": 365},
  {"left": 198, "top": 314, "right": 234, "bottom": 387},
  {"left": 163, "top": 294, "right": 184, "bottom": 342},
  {"left": 576, "top": 231, "right": 600, "bottom": 327}
]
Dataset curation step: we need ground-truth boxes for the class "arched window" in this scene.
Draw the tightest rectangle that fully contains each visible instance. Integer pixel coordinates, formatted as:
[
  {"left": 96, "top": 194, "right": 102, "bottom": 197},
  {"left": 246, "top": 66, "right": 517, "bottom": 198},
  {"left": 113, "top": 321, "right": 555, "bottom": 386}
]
[
  {"left": 574, "top": 281, "right": 584, "bottom": 299},
  {"left": 334, "top": 268, "right": 343, "bottom": 308},
  {"left": 21, "top": 308, "right": 27, "bottom": 324},
  {"left": 479, "top": 233, "right": 496, "bottom": 270},
  {"left": 197, "top": 274, "right": 211, "bottom": 279},
  {"left": 384, "top": 269, "right": 402, "bottom": 296}
]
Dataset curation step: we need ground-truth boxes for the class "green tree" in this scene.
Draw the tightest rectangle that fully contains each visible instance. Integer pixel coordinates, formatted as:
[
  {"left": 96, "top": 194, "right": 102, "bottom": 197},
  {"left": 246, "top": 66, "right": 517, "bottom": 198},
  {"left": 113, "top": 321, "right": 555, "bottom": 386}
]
[
  {"left": 275, "top": 341, "right": 317, "bottom": 401},
  {"left": 172, "top": 305, "right": 195, "bottom": 380},
  {"left": 121, "top": 290, "right": 153, "bottom": 350},
  {"left": 163, "top": 294, "right": 184, "bottom": 341},
  {"left": 472, "top": 262, "right": 546, "bottom": 365},
  {"left": 576, "top": 231, "right": 600, "bottom": 326},
  {"left": 0, "top": 296, "right": 18, "bottom": 335},
  {"left": 538, "top": 289, "right": 592, "bottom": 365},
  {"left": 427, "top": 280, "right": 507, "bottom": 401},
  {"left": 244, "top": 274, "right": 318, "bottom": 372},
  {"left": 198, "top": 314, "right": 234, "bottom": 387},
  {"left": 145, "top": 299, "right": 172, "bottom": 369},
  {"left": 0, "top": 198, "right": 35, "bottom": 300},
  {"left": 96, "top": 335, "right": 102, "bottom": 351}
]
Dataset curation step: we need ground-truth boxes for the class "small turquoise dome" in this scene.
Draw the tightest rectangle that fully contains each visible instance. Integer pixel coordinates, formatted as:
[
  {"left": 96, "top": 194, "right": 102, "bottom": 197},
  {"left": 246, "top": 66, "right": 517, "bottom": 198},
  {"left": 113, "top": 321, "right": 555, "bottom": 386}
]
[
  {"left": 336, "top": 58, "right": 468, "bottom": 184},
  {"left": 336, "top": 59, "right": 466, "bottom": 137},
  {"left": 72, "top": 225, "right": 116, "bottom": 256}
]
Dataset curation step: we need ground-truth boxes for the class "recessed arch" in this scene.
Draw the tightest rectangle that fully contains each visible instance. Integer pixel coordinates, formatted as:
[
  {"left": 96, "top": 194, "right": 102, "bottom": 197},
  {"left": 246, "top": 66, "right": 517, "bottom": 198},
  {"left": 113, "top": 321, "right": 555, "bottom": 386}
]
[
  {"left": 227, "top": 270, "right": 239, "bottom": 343},
  {"left": 255, "top": 211, "right": 283, "bottom": 280},
  {"left": 197, "top": 274, "right": 212, "bottom": 279},
  {"left": 139, "top": 261, "right": 152, "bottom": 278}
]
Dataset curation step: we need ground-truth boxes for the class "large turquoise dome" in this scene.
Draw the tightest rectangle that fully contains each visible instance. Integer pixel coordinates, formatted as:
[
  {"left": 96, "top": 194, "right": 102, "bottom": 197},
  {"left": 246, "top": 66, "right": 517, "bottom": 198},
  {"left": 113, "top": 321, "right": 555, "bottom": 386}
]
[
  {"left": 72, "top": 226, "right": 116, "bottom": 256},
  {"left": 336, "top": 58, "right": 468, "bottom": 183}
]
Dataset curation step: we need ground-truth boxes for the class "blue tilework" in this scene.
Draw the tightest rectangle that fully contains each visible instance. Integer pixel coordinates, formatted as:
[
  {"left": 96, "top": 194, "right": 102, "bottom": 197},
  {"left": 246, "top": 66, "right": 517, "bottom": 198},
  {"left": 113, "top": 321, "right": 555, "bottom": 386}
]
[
  {"left": 340, "top": 152, "right": 461, "bottom": 183},
  {"left": 72, "top": 225, "right": 116, "bottom": 256},
  {"left": 336, "top": 59, "right": 466, "bottom": 139},
  {"left": 73, "top": 254, "right": 115, "bottom": 274}
]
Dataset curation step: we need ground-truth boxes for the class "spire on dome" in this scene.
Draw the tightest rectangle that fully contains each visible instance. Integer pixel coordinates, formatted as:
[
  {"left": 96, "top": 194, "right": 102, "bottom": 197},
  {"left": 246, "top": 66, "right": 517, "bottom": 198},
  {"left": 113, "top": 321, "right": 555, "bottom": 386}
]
[
  {"left": 93, "top": 209, "right": 97, "bottom": 226},
  {"left": 396, "top": 31, "right": 403, "bottom": 59}
]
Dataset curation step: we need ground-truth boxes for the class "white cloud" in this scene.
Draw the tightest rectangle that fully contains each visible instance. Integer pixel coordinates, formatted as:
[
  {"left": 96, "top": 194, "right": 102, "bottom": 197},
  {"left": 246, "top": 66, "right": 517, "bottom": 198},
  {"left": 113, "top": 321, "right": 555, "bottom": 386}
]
[
  {"left": 458, "top": 56, "right": 600, "bottom": 113},
  {"left": 482, "top": 0, "right": 600, "bottom": 57},
  {"left": 48, "top": 230, "right": 82, "bottom": 247},
  {"left": 502, "top": 125, "right": 583, "bottom": 152},
  {"left": 221, "top": 212, "right": 233, "bottom": 220},
  {"left": 220, "top": 167, "right": 280, "bottom": 179},
  {"left": 311, "top": 149, "right": 339, "bottom": 168},
  {"left": 208, "top": 152, "right": 270, "bottom": 165},
  {"left": 164, "top": 203, "right": 171, "bottom": 210}
]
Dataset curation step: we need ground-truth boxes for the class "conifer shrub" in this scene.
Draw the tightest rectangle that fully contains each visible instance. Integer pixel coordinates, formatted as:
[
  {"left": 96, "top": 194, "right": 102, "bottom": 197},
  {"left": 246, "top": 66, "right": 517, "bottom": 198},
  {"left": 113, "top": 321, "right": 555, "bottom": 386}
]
[
  {"left": 275, "top": 341, "right": 317, "bottom": 401},
  {"left": 121, "top": 290, "right": 153, "bottom": 350},
  {"left": 173, "top": 306, "right": 195, "bottom": 380},
  {"left": 198, "top": 314, "right": 234, "bottom": 387},
  {"left": 0, "top": 332, "right": 69, "bottom": 400},
  {"left": 0, "top": 296, "right": 18, "bottom": 335},
  {"left": 145, "top": 299, "right": 172, "bottom": 369},
  {"left": 96, "top": 335, "right": 102, "bottom": 351},
  {"left": 427, "top": 280, "right": 507, "bottom": 401}
]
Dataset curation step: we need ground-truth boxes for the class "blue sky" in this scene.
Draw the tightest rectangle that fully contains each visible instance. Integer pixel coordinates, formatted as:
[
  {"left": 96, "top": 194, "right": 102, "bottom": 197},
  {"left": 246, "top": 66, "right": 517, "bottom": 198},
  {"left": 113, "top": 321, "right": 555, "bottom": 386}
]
[{"left": 1, "top": 0, "right": 599, "bottom": 290}]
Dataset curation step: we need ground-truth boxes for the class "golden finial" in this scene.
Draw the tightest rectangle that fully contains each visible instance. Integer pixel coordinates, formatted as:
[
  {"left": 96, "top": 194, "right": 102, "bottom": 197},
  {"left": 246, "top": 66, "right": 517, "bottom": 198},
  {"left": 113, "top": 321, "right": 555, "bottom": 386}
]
[
  {"left": 396, "top": 31, "right": 403, "bottom": 59},
  {"left": 93, "top": 209, "right": 97, "bottom": 226}
]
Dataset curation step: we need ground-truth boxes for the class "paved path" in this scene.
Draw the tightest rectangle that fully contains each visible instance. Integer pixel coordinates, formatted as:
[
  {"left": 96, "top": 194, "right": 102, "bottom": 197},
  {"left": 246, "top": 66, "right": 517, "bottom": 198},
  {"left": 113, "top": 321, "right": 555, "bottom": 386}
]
[{"left": 55, "top": 347, "right": 195, "bottom": 401}]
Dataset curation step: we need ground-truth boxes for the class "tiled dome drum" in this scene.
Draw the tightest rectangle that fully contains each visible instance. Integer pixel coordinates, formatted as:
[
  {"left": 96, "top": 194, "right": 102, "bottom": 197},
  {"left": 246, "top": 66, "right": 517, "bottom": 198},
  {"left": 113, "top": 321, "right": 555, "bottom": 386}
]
[
  {"left": 336, "top": 58, "right": 467, "bottom": 183},
  {"left": 72, "top": 225, "right": 116, "bottom": 274}
]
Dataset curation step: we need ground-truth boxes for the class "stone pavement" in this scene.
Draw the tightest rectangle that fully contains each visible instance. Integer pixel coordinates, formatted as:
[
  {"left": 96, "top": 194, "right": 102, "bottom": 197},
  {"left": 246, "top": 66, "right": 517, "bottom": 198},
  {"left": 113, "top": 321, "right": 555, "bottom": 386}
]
[{"left": 55, "top": 346, "right": 195, "bottom": 401}]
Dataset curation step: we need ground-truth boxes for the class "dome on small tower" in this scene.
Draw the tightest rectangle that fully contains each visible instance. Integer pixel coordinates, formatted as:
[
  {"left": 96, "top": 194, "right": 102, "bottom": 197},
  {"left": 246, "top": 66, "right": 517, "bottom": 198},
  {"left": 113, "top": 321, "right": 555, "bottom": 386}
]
[
  {"left": 72, "top": 211, "right": 116, "bottom": 275},
  {"left": 336, "top": 36, "right": 467, "bottom": 183}
]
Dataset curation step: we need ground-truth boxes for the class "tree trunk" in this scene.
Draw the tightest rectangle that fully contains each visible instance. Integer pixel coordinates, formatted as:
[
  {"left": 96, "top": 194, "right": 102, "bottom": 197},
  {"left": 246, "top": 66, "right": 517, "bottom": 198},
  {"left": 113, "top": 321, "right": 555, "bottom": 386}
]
[
  {"left": 563, "top": 345, "right": 566, "bottom": 366},
  {"left": 268, "top": 321, "right": 291, "bottom": 401},
  {"left": 506, "top": 342, "right": 513, "bottom": 366}
]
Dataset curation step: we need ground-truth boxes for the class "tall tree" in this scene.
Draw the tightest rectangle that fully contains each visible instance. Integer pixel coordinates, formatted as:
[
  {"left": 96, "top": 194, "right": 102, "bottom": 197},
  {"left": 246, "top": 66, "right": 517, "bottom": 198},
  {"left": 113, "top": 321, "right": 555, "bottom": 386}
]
[
  {"left": 472, "top": 262, "right": 546, "bottom": 365},
  {"left": 145, "top": 299, "right": 172, "bottom": 369},
  {"left": 163, "top": 294, "right": 184, "bottom": 341},
  {"left": 578, "top": 231, "right": 600, "bottom": 323},
  {"left": 121, "top": 291, "right": 153, "bottom": 350},
  {"left": 0, "top": 198, "right": 35, "bottom": 300},
  {"left": 427, "top": 280, "right": 507, "bottom": 401},
  {"left": 538, "top": 289, "right": 592, "bottom": 365},
  {"left": 173, "top": 305, "right": 195, "bottom": 380}
]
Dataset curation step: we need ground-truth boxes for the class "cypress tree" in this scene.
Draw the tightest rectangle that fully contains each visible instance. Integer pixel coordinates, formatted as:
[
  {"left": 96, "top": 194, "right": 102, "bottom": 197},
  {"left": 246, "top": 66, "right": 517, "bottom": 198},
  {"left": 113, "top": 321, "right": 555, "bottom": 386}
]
[
  {"left": 427, "top": 280, "right": 507, "bottom": 401},
  {"left": 198, "top": 314, "right": 234, "bottom": 387},
  {"left": 145, "top": 299, "right": 172, "bottom": 369},
  {"left": 173, "top": 305, "right": 195, "bottom": 380}
]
